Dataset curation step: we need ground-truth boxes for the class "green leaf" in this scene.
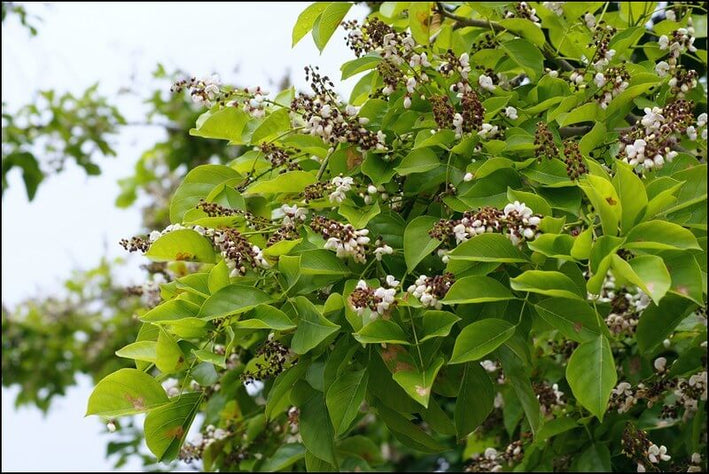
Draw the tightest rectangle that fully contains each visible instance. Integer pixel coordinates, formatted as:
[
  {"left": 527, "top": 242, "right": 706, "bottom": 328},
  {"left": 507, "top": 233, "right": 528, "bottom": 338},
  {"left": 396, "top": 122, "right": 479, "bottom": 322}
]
[
  {"left": 260, "top": 444, "right": 306, "bottom": 471},
  {"left": 341, "top": 53, "right": 382, "bottom": 80},
  {"left": 208, "top": 260, "right": 230, "bottom": 294},
  {"left": 297, "top": 384, "right": 337, "bottom": 465},
  {"left": 534, "top": 298, "right": 603, "bottom": 342},
  {"left": 266, "top": 364, "right": 309, "bottom": 420},
  {"left": 375, "top": 403, "right": 447, "bottom": 453},
  {"left": 292, "top": 2, "right": 329, "bottom": 46},
  {"left": 392, "top": 357, "right": 444, "bottom": 408},
  {"left": 312, "top": 2, "right": 352, "bottom": 52},
  {"left": 235, "top": 304, "right": 296, "bottom": 330},
  {"left": 408, "top": 2, "right": 432, "bottom": 44},
  {"left": 338, "top": 201, "right": 380, "bottom": 228},
  {"left": 578, "top": 122, "right": 606, "bottom": 156},
  {"left": 499, "top": 18, "right": 546, "bottom": 47},
  {"left": 575, "top": 443, "right": 611, "bottom": 472},
  {"left": 246, "top": 170, "right": 316, "bottom": 195},
  {"left": 115, "top": 341, "right": 157, "bottom": 364},
  {"left": 663, "top": 253, "right": 704, "bottom": 305},
  {"left": 86, "top": 368, "right": 169, "bottom": 417},
  {"left": 455, "top": 363, "right": 494, "bottom": 439},
  {"left": 198, "top": 285, "right": 273, "bottom": 320},
  {"left": 326, "top": 369, "right": 369, "bottom": 436},
  {"left": 636, "top": 295, "right": 696, "bottom": 354},
  {"left": 578, "top": 174, "right": 621, "bottom": 236},
  {"left": 291, "top": 296, "right": 341, "bottom": 354},
  {"left": 442, "top": 276, "right": 515, "bottom": 305},
  {"left": 141, "top": 300, "right": 200, "bottom": 323},
  {"left": 354, "top": 319, "right": 410, "bottom": 345},
  {"left": 527, "top": 234, "right": 575, "bottom": 259},
  {"left": 403, "top": 216, "right": 441, "bottom": 272},
  {"left": 146, "top": 229, "right": 215, "bottom": 263},
  {"left": 536, "top": 417, "right": 578, "bottom": 442},
  {"left": 613, "top": 163, "right": 647, "bottom": 233},
  {"left": 507, "top": 188, "right": 552, "bottom": 216},
  {"left": 169, "top": 164, "right": 240, "bottom": 223},
  {"left": 500, "top": 38, "right": 544, "bottom": 80},
  {"left": 395, "top": 147, "right": 440, "bottom": 175},
  {"left": 566, "top": 336, "right": 616, "bottom": 421},
  {"left": 570, "top": 228, "right": 593, "bottom": 260},
  {"left": 610, "top": 255, "right": 671, "bottom": 305},
  {"left": 144, "top": 392, "right": 202, "bottom": 462},
  {"left": 623, "top": 220, "right": 701, "bottom": 251},
  {"left": 250, "top": 108, "right": 291, "bottom": 144},
  {"left": 558, "top": 102, "right": 600, "bottom": 127},
  {"left": 449, "top": 318, "right": 516, "bottom": 364},
  {"left": 510, "top": 270, "right": 584, "bottom": 300},
  {"left": 191, "top": 349, "right": 225, "bottom": 368},
  {"left": 447, "top": 233, "right": 529, "bottom": 263},
  {"left": 263, "top": 239, "right": 302, "bottom": 259},
  {"left": 498, "top": 345, "right": 542, "bottom": 436},
  {"left": 189, "top": 107, "right": 249, "bottom": 143},
  {"left": 156, "top": 329, "right": 185, "bottom": 374},
  {"left": 420, "top": 310, "right": 460, "bottom": 342}
]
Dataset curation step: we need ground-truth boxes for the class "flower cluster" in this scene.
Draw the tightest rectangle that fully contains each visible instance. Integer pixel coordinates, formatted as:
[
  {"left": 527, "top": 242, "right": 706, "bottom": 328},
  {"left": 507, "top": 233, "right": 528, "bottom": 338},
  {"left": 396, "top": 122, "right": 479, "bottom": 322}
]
[
  {"left": 279, "top": 203, "right": 307, "bottom": 225},
  {"left": 534, "top": 122, "right": 559, "bottom": 161},
  {"left": 310, "top": 215, "right": 370, "bottom": 263},
  {"left": 119, "top": 235, "right": 151, "bottom": 253},
  {"left": 505, "top": 2, "right": 540, "bottom": 25},
  {"left": 328, "top": 175, "right": 354, "bottom": 203},
  {"left": 466, "top": 442, "right": 524, "bottom": 472},
  {"left": 595, "top": 66, "right": 630, "bottom": 109},
  {"left": 659, "top": 28, "right": 698, "bottom": 66},
  {"left": 562, "top": 139, "right": 588, "bottom": 180},
  {"left": 673, "top": 370, "right": 707, "bottom": 418},
  {"left": 373, "top": 239, "right": 393, "bottom": 261},
  {"left": 343, "top": 18, "right": 415, "bottom": 64},
  {"left": 407, "top": 273, "right": 455, "bottom": 309},
  {"left": 212, "top": 228, "right": 269, "bottom": 277},
  {"left": 619, "top": 100, "right": 694, "bottom": 172},
  {"left": 454, "top": 89, "right": 486, "bottom": 138},
  {"left": 241, "top": 337, "right": 292, "bottom": 385},
  {"left": 349, "top": 278, "right": 398, "bottom": 318},
  {"left": 534, "top": 381, "right": 566, "bottom": 415},
  {"left": 179, "top": 424, "right": 231, "bottom": 463},
  {"left": 621, "top": 423, "right": 672, "bottom": 472},
  {"left": 438, "top": 50, "right": 472, "bottom": 80},
  {"left": 590, "top": 25, "right": 617, "bottom": 71},
  {"left": 430, "top": 202, "right": 542, "bottom": 250},
  {"left": 171, "top": 74, "right": 221, "bottom": 108},
  {"left": 291, "top": 66, "right": 386, "bottom": 151},
  {"left": 260, "top": 143, "right": 301, "bottom": 172}
]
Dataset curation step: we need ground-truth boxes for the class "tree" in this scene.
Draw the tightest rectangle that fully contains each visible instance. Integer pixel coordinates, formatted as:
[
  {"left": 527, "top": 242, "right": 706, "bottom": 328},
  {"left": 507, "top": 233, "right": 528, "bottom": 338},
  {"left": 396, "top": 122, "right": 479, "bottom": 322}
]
[{"left": 12, "top": 1, "right": 709, "bottom": 472}]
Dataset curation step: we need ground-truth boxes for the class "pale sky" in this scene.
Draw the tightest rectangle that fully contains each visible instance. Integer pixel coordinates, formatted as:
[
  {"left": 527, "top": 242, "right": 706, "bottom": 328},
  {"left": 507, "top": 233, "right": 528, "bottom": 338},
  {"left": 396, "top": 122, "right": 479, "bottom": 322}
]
[{"left": 1, "top": 2, "right": 367, "bottom": 470}]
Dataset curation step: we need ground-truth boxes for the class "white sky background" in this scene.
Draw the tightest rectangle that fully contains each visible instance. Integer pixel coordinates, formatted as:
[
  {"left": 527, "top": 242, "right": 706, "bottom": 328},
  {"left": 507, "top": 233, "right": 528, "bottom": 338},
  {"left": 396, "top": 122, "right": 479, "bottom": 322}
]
[{"left": 1, "top": 2, "right": 367, "bottom": 470}]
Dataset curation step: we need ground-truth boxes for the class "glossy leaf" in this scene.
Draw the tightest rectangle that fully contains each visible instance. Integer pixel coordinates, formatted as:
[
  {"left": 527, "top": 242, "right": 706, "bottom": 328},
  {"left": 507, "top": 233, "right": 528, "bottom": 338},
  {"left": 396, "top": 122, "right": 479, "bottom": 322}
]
[
  {"left": 326, "top": 369, "right": 368, "bottom": 436},
  {"left": 86, "top": 368, "right": 169, "bottom": 417},
  {"left": 146, "top": 229, "right": 215, "bottom": 263},
  {"left": 442, "top": 276, "right": 515, "bottom": 304},
  {"left": 144, "top": 392, "right": 202, "bottom": 462},
  {"left": 291, "top": 296, "right": 340, "bottom": 354},
  {"left": 566, "top": 336, "right": 616, "bottom": 421},
  {"left": 449, "top": 319, "right": 516, "bottom": 364}
]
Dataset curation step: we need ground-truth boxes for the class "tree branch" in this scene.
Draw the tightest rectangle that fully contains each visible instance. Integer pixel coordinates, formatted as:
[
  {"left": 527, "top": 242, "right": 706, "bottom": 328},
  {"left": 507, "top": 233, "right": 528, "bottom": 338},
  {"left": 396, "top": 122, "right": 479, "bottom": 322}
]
[{"left": 434, "top": 2, "right": 575, "bottom": 72}]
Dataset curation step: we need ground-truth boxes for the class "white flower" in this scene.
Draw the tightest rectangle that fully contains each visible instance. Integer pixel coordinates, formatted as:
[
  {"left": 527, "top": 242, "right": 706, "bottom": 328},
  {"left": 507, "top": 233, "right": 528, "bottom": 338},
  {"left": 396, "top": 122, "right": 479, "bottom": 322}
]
[
  {"left": 665, "top": 10, "right": 676, "bottom": 21},
  {"left": 584, "top": 13, "right": 596, "bottom": 29},
  {"left": 687, "top": 125, "right": 697, "bottom": 141},
  {"left": 403, "top": 95, "right": 412, "bottom": 109},
  {"left": 463, "top": 172, "right": 473, "bottom": 182},
  {"left": 637, "top": 463, "right": 646, "bottom": 472},
  {"left": 484, "top": 448, "right": 498, "bottom": 460},
  {"left": 654, "top": 357, "right": 667, "bottom": 372},
  {"left": 594, "top": 72, "right": 607, "bottom": 87},
  {"left": 648, "top": 443, "right": 671, "bottom": 463},
  {"left": 374, "top": 243, "right": 393, "bottom": 261},
  {"left": 658, "top": 35, "right": 669, "bottom": 50},
  {"left": 543, "top": 2, "right": 564, "bottom": 16},
  {"left": 697, "top": 113, "right": 707, "bottom": 128},
  {"left": 107, "top": 421, "right": 117, "bottom": 432},
  {"left": 385, "top": 275, "right": 399, "bottom": 287},
  {"left": 213, "top": 428, "right": 228, "bottom": 440},
  {"left": 406, "top": 77, "right": 417, "bottom": 93},
  {"left": 149, "top": 230, "right": 162, "bottom": 242},
  {"left": 655, "top": 61, "right": 670, "bottom": 77},
  {"left": 478, "top": 75, "right": 495, "bottom": 91},
  {"left": 244, "top": 379, "right": 265, "bottom": 397},
  {"left": 504, "top": 106, "right": 518, "bottom": 120}
]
